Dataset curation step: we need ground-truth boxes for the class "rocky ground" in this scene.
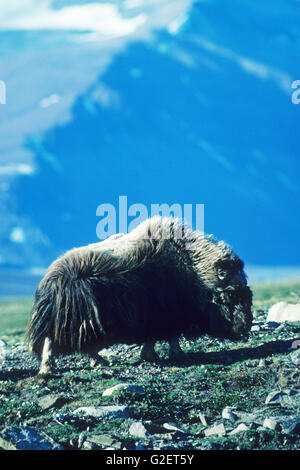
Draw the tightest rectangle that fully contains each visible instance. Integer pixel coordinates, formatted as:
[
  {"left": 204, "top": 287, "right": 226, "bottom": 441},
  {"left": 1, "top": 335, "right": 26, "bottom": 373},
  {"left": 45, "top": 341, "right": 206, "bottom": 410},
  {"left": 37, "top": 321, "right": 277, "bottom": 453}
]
[{"left": 0, "top": 284, "right": 299, "bottom": 451}]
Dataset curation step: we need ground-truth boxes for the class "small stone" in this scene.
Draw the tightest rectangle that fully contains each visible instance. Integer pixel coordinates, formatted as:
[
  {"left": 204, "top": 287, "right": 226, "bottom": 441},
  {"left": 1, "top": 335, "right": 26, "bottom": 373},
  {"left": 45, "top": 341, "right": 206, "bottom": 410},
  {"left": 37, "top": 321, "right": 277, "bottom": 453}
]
[
  {"left": 265, "top": 391, "right": 280, "bottom": 405},
  {"left": 98, "top": 348, "right": 114, "bottom": 358},
  {"left": 162, "top": 422, "right": 189, "bottom": 434},
  {"left": 263, "top": 417, "right": 280, "bottom": 431},
  {"left": 289, "top": 349, "right": 300, "bottom": 366},
  {"left": 74, "top": 405, "right": 130, "bottom": 419},
  {"left": 204, "top": 423, "right": 226, "bottom": 437},
  {"left": 198, "top": 412, "right": 208, "bottom": 426},
  {"left": 267, "top": 302, "right": 300, "bottom": 323},
  {"left": 222, "top": 407, "right": 238, "bottom": 422},
  {"left": 265, "top": 390, "right": 293, "bottom": 407},
  {"left": 38, "top": 394, "right": 68, "bottom": 410},
  {"left": 102, "top": 383, "right": 143, "bottom": 397},
  {"left": 86, "top": 434, "right": 114, "bottom": 447},
  {"left": 129, "top": 422, "right": 149, "bottom": 439},
  {"left": 82, "top": 441, "right": 94, "bottom": 450},
  {"left": 231, "top": 410, "right": 261, "bottom": 425},
  {"left": 275, "top": 323, "right": 286, "bottom": 332},
  {"left": 280, "top": 417, "right": 300, "bottom": 435},
  {"left": 228, "top": 423, "right": 250, "bottom": 435},
  {"left": 251, "top": 325, "right": 261, "bottom": 332},
  {"left": 77, "top": 432, "right": 85, "bottom": 448}
]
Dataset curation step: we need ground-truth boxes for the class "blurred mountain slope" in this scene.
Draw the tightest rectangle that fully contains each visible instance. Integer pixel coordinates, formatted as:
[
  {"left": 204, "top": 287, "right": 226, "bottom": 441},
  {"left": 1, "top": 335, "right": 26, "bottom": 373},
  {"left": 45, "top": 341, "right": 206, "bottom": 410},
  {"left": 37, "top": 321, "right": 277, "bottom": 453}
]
[{"left": 0, "top": 0, "right": 299, "bottom": 271}]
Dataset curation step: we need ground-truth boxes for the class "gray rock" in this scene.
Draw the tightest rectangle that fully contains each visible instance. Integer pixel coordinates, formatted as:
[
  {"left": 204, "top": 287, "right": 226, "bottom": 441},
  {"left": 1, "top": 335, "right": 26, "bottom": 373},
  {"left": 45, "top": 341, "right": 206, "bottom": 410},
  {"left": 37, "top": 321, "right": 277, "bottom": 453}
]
[
  {"left": 274, "top": 323, "right": 286, "bottom": 332},
  {"left": 98, "top": 348, "right": 114, "bottom": 358},
  {"left": 77, "top": 431, "right": 85, "bottom": 448},
  {"left": 74, "top": 405, "right": 130, "bottom": 419},
  {"left": 0, "top": 427, "right": 62, "bottom": 450},
  {"left": 129, "top": 421, "right": 149, "bottom": 438},
  {"left": 38, "top": 394, "right": 68, "bottom": 410},
  {"left": 265, "top": 390, "right": 294, "bottom": 407},
  {"left": 267, "top": 302, "right": 300, "bottom": 323},
  {"left": 82, "top": 441, "right": 94, "bottom": 450},
  {"left": 204, "top": 423, "right": 226, "bottom": 437},
  {"left": 251, "top": 324, "right": 262, "bottom": 332},
  {"left": 83, "top": 434, "right": 121, "bottom": 449},
  {"left": 222, "top": 406, "right": 238, "bottom": 422},
  {"left": 102, "top": 383, "right": 143, "bottom": 396},
  {"left": 87, "top": 434, "right": 115, "bottom": 447},
  {"left": 162, "top": 422, "right": 189, "bottom": 434},
  {"left": 233, "top": 411, "right": 263, "bottom": 426},
  {"left": 280, "top": 417, "right": 300, "bottom": 435},
  {"left": 228, "top": 423, "right": 250, "bottom": 435},
  {"left": 289, "top": 349, "right": 300, "bottom": 366},
  {"left": 263, "top": 417, "right": 280, "bottom": 431},
  {"left": 198, "top": 412, "right": 208, "bottom": 426}
]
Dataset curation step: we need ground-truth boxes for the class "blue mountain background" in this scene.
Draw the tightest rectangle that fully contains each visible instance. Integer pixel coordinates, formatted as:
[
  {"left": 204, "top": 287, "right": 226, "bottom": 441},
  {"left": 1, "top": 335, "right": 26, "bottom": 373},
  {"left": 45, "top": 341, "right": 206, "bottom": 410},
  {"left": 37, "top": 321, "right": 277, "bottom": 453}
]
[{"left": 0, "top": 0, "right": 300, "bottom": 294}]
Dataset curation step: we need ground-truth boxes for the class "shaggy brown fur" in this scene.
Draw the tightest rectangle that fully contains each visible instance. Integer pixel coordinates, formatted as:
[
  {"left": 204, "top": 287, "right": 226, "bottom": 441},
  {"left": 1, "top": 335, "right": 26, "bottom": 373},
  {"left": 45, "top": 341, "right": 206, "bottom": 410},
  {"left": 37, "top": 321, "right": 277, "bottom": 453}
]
[{"left": 26, "top": 216, "right": 252, "bottom": 374}]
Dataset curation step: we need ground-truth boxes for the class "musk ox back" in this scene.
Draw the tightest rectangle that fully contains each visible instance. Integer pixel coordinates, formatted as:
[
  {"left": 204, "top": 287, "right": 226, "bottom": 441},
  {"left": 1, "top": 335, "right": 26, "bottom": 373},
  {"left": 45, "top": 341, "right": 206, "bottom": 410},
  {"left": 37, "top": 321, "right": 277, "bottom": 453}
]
[{"left": 26, "top": 216, "right": 252, "bottom": 375}]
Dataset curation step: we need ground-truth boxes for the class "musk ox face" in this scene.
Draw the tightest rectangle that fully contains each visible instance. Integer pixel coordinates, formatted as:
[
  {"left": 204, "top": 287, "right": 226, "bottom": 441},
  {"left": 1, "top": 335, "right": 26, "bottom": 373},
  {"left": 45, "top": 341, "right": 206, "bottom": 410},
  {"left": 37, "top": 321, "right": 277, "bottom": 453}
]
[
  {"left": 203, "top": 256, "right": 253, "bottom": 341},
  {"left": 211, "top": 285, "right": 253, "bottom": 341}
]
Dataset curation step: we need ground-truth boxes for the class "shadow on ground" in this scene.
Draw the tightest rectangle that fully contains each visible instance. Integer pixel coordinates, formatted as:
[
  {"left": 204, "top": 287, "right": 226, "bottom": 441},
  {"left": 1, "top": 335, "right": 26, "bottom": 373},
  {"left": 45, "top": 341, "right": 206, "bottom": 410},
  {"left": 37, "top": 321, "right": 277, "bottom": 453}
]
[
  {"left": 0, "top": 338, "right": 296, "bottom": 382},
  {"left": 161, "top": 338, "right": 295, "bottom": 367}
]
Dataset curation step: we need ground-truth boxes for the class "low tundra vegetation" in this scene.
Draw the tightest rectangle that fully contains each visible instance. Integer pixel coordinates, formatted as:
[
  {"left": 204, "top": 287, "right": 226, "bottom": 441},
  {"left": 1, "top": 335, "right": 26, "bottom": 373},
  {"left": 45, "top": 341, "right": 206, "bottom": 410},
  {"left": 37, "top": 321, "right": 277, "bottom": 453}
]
[{"left": 0, "top": 281, "right": 299, "bottom": 450}]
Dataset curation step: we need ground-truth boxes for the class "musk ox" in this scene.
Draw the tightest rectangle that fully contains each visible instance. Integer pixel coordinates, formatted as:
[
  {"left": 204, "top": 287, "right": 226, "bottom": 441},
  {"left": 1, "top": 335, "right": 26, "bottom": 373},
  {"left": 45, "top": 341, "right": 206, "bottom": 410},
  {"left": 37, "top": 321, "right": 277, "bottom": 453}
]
[{"left": 26, "top": 216, "right": 252, "bottom": 375}]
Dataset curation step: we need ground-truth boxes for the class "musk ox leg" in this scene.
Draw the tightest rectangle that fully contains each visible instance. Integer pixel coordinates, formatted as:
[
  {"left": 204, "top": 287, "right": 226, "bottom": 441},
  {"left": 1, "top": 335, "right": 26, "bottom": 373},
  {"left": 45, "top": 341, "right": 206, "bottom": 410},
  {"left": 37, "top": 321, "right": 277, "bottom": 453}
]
[
  {"left": 140, "top": 340, "right": 160, "bottom": 362},
  {"left": 38, "top": 337, "right": 54, "bottom": 376},
  {"left": 168, "top": 338, "right": 185, "bottom": 360}
]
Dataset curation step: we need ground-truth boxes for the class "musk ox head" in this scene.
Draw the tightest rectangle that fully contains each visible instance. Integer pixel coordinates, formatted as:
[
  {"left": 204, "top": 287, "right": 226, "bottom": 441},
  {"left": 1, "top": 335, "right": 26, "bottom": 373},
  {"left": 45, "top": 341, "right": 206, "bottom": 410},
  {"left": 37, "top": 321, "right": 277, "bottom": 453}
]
[
  {"left": 210, "top": 253, "right": 253, "bottom": 340},
  {"left": 209, "top": 284, "right": 253, "bottom": 341},
  {"left": 195, "top": 245, "right": 253, "bottom": 341}
]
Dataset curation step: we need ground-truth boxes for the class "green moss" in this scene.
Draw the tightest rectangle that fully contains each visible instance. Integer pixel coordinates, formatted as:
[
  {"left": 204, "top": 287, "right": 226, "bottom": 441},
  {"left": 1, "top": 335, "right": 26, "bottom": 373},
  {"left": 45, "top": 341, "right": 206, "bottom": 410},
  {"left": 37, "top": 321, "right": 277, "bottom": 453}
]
[
  {"left": 0, "top": 297, "right": 33, "bottom": 339},
  {"left": 251, "top": 280, "right": 300, "bottom": 310},
  {"left": 0, "top": 397, "right": 41, "bottom": 426}
]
